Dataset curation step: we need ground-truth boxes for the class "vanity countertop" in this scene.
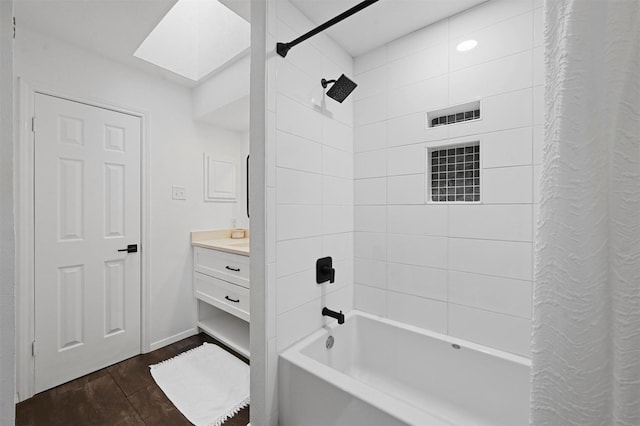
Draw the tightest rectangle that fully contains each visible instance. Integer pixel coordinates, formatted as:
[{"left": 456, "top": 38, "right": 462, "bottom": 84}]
[{"left": 191, "top": 229, "right": 249, "bottom": 256}]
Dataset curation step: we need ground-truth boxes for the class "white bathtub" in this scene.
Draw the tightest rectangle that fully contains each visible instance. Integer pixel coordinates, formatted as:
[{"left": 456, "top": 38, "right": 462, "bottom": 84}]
[{"left": 279, "top": 311, "right": 531, "bottom": 426}]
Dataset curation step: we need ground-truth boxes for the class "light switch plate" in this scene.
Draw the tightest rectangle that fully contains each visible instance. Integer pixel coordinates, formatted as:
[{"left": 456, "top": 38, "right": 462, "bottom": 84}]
[{"left": 172, "top": 185, "right": 186, "bottom": 200}]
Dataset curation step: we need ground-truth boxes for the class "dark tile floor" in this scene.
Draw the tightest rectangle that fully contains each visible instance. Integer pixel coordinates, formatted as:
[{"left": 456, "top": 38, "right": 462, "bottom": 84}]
[{"left": 16, "top": 333, "right": 250, "bottom": 426}]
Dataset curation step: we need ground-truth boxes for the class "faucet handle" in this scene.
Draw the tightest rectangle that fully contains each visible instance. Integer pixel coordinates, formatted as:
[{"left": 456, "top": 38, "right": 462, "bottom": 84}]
[
  {"left": 316, "top": 256, "right": 336, "bottom": 284},
  {"left": 322, "top": 265, "right": 335, "bottom": 283}
]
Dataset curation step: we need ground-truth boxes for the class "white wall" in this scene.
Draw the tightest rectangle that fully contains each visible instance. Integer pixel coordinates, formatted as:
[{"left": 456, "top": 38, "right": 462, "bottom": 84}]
[
  {"left": 192, "top": 54, "right": 249, "bottom": 121},
  {"left": 15, "top": 28, "right": 247, "bottom": 350},
  {"left": 0, "top": 1, "right": 16, "bottom": 423},
  {"left": 261, "top": 0, "right": 355, "bottom": 423},
  {"left": 353, "top": 0, "right": 542, "bottom": 357}
]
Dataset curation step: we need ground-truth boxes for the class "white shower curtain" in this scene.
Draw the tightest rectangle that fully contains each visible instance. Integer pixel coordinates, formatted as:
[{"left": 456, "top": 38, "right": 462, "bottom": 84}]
[{"left": 530, "top": 1, "right": 640, "bottom": 425}]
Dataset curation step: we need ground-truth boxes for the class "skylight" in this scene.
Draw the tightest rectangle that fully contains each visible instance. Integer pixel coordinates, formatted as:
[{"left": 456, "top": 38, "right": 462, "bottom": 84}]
[{"left": 134, "top": 0, "right": 250, "bottom": 82}]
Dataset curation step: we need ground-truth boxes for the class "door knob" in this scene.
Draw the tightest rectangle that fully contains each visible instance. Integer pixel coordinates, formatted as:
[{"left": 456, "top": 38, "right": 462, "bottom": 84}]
[{"left": 117, "top": 244, "right": 138, "bottom": 253}]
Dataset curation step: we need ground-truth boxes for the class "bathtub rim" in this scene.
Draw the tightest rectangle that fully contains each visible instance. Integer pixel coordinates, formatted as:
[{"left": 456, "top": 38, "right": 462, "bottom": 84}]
[
  {"left": 279, "top": 310, "right": 531, "bottom": 426},
  {"left": 284, "top": 310, "right": 531, "bottom": 367}
]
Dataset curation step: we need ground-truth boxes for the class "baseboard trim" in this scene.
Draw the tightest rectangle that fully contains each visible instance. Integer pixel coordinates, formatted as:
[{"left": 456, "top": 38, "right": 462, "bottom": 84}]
[{"left": 149, "top": 327, "right": 199, "bottom": 352}]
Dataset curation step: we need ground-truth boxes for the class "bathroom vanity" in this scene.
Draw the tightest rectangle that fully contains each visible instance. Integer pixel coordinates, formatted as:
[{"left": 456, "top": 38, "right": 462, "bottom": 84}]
[{"left": 191, "top": 230, "right": 250, "bottom": 358}]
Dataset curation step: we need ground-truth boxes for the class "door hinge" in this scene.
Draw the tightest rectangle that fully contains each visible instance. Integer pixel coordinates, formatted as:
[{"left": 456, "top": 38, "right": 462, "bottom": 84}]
[
  {"left": 31, "top": 117, "right": 35, "bottom": 133},
  {"left": 13, "top": 17, "right": 16, "bottom": 39},
  {"left": 31, "top": 340, "right": 36, "bottom": 357}
]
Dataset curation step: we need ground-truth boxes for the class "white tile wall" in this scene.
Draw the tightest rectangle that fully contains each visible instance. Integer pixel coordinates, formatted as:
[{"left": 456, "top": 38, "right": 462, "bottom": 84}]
[
  {"left": 387, "top": 235, "right": 448, "bottom": 269},
  {"left": 322, "top": 145, "right": 353, "bottom": 179},
  {"left": 276, "top": 168, "right": 321, "bottom": 204},
  {"left": 270, "top": 5, "right": 540, "bottom": 408},
  {"left": 388, "top": 74, "right": 448, "bottom": 118},
  {"left": 354, "top": 178, "right": 386, "bottom": 205},
  {"left": 387, "top": 205, "right": 448, "bottom": 236},
  {"left": 276, "top": 94, "right": 321, "bottom": 143},
  {"left": 322, "top": 232, "right": 353, "bottom": 262},
  {"left": 388, "top": 43, "right": 448, "bottom": 90},
  {"left": 322, "top": 205, "right": 353, "bottom": 234},
  {"left": 387, "top": 19, "right": 448, "bottom": 62},
  {"left": 449, "top": 12, "right": 533, "bottom": 72},
  {"left": 449, "top": 50, "right": 532, "bottom": 104},
  {"left": 481, "top": 127, "right": 532, "bottom": 168},
  {"left": 276, "top": 298, "right": 323, "bottom": 351},
  {"left": 354, "top": 232, "right": 387, "bottom": 261},
  {"left": 354, "top": 150, "right": 387, "bottom": 178},
  {"left": 277, "top": 269, "right": 319, "bottom": 315},
  {"left": 267, "top": 1, "right": 358, "bottom": 423},
  {"left": 354, "top": 284, "right": 387, "bottom": 316},
  {"left": 355, "top": 65, "right": 388, "bottom": 101},
  {"left": 386, "top": 262, "right": 448, "bottom": 301},
  {"left": 387, "top": 292, "right": 448, "bottom": 333},
  {"left": 354, "top": 258, "right": 387, "bottom": 289},
  {"left": 353, "top": 0, "right": 539, "bottom": 357},
  {"left": 276, "top": 20, "right": 322, "bottom": 79},
  {"left": 533, "top": 125, "right": 543, "bottom": 165},
  {"left": 354, "top": 205, "right": 386, "bottom": 232},
  {"left": 448, "top": 304, "right": 531, "bottom": 356},
  {"left": 448, "top": 89, "right": 533, "bottom": 139},
  {"left": 387, "top": 144, "right": 426, "bottom": 176},
  {"left": 448, "top": 238, "right": 532, "bottom": 281},
  {"left": 387, "top": 112, "right": 449, "bottom": 146},
  {"left": 533, "top": 85, "right": 544, "bottom": 126},
  {"left": 533, "top": 165, "right": 542, "bottom": 204},
  {"left": 276, "top": 204, "right": 321, "bottom": 240},
  {"left": 277, "top": 59, "right": 318, "bottom": 106},
  {"left": 482, "top": 166, "right": 533, "bottom": 204},
  {"left": 533, "top": 46, "right": 544, "bottom": 86},
  {"left": 271, "top": 3, "right": 356, "bottom": 380},
  {"left": 322, "top": 175, "right": 353, "bottom": 206},
  {"left": 276, "top": 130, "right": 322, "bottom": 173},
  {"left": 448, "top": 271, "right": 532, "bottom": 318},
  {"left": 354, "top": 93, "right": 387, "bottom": 126},
  {"left": 354, "top": 44, "right": 387, "bottom": 75},
  {"left": 387, "top": 174, "right": 425, "bottom": 205},
  {"left": 276, "top": 237, "right": 322, "bottom": 278},
  {"left": 533, "top": 6, "right": 543, "bottom": 47},
  {"left": 322, "top": 116, "right": 353, "bottom": 153},
  {"left": 449, "top": 204, "right": 533, "bottom": 242},
  {"left": 354, "top": 121, "right": 387, "bottom": 153}
]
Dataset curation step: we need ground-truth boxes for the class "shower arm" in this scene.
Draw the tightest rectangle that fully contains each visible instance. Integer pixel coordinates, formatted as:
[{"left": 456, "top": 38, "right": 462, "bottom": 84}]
[
  {"left": 321, "top": 78, "right": 336, "bottom": 88},
  {"left": 276, "top": 0, "right": 379, "bottom": 58}
]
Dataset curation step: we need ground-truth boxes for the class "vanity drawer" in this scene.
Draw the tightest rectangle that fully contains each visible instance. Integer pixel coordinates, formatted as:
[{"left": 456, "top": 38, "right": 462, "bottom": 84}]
[
  {"left": 194, "top": 247, "right": 249, "bottom": 288},
  {"left": 194, "top": 272, "right": 249, "bottom": 322}
]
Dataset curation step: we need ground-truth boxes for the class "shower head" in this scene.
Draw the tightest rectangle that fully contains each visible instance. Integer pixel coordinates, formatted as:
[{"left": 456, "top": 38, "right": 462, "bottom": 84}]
[{"left": 321, "top": 74, "right": 357, "bottom": 103}]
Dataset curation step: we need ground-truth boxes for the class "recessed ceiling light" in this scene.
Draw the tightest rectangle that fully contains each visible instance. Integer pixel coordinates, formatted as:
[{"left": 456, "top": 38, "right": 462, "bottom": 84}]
[{"left": 456, "top": 39, "right": 478, "bottom": 52}]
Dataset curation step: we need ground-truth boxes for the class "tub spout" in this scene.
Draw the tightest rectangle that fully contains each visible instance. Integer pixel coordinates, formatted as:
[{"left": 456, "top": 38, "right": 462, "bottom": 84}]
[{"left": 322, "top": 307, "right": 344, "bottom": 324}]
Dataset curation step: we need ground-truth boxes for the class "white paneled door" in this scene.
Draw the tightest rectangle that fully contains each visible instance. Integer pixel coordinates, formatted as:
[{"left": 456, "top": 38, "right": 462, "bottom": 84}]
[{"left": 34, "top": 94, "right": 141, "bottom": 392}]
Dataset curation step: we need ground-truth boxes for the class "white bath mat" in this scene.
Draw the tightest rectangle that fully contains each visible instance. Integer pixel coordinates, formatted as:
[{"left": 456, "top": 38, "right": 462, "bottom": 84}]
[{"left": 150, "top": 342, "right": 250, "bottom": 426}]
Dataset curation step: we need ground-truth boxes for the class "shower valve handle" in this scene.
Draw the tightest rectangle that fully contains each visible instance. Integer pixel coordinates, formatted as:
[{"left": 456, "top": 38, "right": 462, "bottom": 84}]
[{"left": 316, "top": 256, "right": 335, "bottom": 284}]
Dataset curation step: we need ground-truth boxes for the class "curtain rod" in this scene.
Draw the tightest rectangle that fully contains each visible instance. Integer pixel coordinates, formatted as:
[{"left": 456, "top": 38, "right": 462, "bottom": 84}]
[{"left": 276, "top": 0, "right": 380, "bottom": 58}]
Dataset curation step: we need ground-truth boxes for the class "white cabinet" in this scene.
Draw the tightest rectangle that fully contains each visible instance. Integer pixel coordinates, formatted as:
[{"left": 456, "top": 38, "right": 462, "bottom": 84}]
[
  {"left": 194, "top": 273, "right": 250, "bottom": 321},
  {"left": 194, "top": 247, "right": 249, "bottom": 288},
  {"left": 193, "top": 246, "right": 249, "bottom": 358}
]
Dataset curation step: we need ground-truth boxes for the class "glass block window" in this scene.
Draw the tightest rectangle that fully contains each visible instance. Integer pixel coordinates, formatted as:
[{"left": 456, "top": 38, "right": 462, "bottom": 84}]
[
  {"left": 429, "top": 143, "right": 480, "bottom": 202},
  {"left": 426, "top": 100, "right": 481, "bottom": 129},
  {"left": 430, "top": 108, "right": 480, "bottom": 127}
]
